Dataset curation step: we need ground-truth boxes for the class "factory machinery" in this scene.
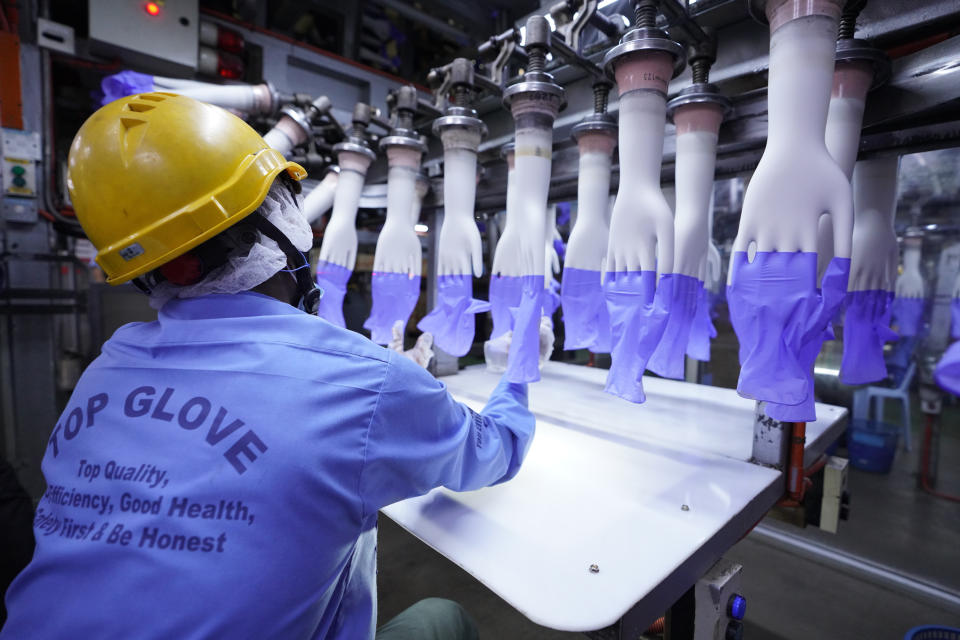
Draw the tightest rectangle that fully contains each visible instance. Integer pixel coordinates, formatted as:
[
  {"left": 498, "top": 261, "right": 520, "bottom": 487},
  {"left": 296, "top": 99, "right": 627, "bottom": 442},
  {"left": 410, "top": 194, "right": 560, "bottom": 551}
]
[{"left": 3, "top": 0, "right": 960, "bottom": 637}]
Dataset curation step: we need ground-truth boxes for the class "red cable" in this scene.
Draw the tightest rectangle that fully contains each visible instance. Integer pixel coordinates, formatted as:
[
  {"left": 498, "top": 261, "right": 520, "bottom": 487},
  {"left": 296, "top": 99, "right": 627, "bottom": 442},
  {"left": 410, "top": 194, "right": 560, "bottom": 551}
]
[{"left": 920, "top": 413, "right": 960, "bottom": 504}]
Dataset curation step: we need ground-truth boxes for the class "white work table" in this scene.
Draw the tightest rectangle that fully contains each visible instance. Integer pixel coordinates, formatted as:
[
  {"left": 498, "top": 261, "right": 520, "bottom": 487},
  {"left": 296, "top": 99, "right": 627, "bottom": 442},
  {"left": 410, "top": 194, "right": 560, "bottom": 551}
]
[{"left": 382, "top": 362, "right": 847, "bottom": 633}]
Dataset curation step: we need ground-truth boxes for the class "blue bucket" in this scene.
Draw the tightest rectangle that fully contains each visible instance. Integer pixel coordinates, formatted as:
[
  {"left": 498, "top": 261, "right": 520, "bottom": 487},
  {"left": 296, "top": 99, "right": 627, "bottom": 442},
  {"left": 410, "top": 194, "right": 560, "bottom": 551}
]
[
  {"left": 847, "top": 419, "right": 899, "bottom": 473},
  {"left": 904, "top": 626, "right": 960, "bottom": 640}
]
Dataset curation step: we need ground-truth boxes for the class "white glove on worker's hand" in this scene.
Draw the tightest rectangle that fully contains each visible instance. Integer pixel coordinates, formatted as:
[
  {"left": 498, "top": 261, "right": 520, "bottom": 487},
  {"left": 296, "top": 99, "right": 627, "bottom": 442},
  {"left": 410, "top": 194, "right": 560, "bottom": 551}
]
[
  {"left": 484, "top": 316, "right": 555, "bottom": 374},
  {"left": 538, "top": 316, "right": 555, "bottom": 365},
  {"left": 389, "top": 320, "right": 434, "bottom": 368}
]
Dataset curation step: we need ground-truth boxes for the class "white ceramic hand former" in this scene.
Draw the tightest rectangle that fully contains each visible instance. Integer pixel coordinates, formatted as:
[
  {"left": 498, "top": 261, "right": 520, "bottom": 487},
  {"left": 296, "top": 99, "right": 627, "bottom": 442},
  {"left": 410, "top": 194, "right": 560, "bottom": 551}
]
[
  {"left": 606, "top": 90, "right": 674, "bottom": 275},
  {"left": 673, "top": 106, "right": 723, "bottom": 278},
  {"left": 849, "top": 157, "right": 899, "bottom": 291},
  {"left": 704, "top": 240, "right": 722, "bottom": 292},
  {"left": 566, "top": 149, "right": 614, "bottom": 271},
  {"left": 437, "top": 146, "right": 483, "bottom": 277},
  {"left": 303, "top": 169, "right": 340, "bottom": 227},
  {"left": 733, "top": 10, "right": 852, "bottom": 258},
  {"left": 818, "top": 57, "right": 875, "bottom": 276},
  {"left": 491, "top": 126, "right": 553, "bottom": 277},
  {"left": 374, "top": 163, "right": 422, "bottom": 275},
  {"left": 895, "top": 242, "right": 925, "bottom": 299},
  {"left": 318, "top": 151, "right": 372, "bottom": 269},
  {"left": 545, "top": 204, "right": 561, "bottom": 276}
]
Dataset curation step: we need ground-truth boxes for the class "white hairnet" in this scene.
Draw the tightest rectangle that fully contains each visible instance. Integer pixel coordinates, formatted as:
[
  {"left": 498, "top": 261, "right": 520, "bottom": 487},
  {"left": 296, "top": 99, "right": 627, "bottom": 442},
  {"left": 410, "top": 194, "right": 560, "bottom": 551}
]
[{"left": 149, "top": 178, "right": 314, "bottom": 309}]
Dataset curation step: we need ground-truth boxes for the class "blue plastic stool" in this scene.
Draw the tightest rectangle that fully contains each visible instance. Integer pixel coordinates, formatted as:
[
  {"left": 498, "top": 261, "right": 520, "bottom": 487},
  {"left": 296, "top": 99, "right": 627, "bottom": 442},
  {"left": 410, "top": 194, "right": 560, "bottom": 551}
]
[
  {"left": 904, "top": 625, "right": 960, "bottom": 640},
  {"left": 852, "top": 362, "right": 915, "bottom": 451}
]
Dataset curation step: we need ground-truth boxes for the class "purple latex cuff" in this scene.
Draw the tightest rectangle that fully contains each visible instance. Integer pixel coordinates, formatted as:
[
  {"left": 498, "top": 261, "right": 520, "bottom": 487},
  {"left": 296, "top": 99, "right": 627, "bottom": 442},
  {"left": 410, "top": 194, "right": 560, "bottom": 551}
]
[
  {"left": 504, "top": 275, "right": 545, "bottom": 383},
  {"left": 686, "top": 285, "right": 717, "bottom": 362},
  {"left": 839, "top": 290, "right": 897, "bottom": 385},
  {"left": 934, "top": 340, "right": 960, "bottom": 397},
  {"left": 728, "top": 252, "right": 851, "bottom": 413},
  {"left": 101, "top": 71, "right": 154, "bottom": 105},
  {"left": 560, "top": 268, "right": 611, "bottom": 353},
  {"left": 891, "top": 297, "right": 925, "bottom": 337},
  {"left": 951, "top": 299, "right": 960, "bottom": 340},
  {"left": 603, "top": 271, "right": 671, "bottom": 403},
  {"left": 489, "top": 275, "right": 524, "bottom": 340},
  {"left": 648, "top": 274, "right": 700, "bottom": 380},
  {"left": 543, "top": 277, "right": 561, "bottom": 318},
  {"left": 763, "top": 257, "right": 851, "bottom": 422},
  {"left": 417, "top": 275, "right": 490, "bottom": 357},
  {"left": 364, "top": 272, "right": 421, "bottom": 345},
  {"left": 315, "top": 261, "right": 352, "bottom": 328}
]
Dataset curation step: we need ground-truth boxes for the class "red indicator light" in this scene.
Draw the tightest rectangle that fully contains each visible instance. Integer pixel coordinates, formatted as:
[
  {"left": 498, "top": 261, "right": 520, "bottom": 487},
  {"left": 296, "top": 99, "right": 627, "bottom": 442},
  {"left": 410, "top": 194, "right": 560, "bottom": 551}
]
[{"left": 145, "top": 2, "right": 161, "bottom": 16}]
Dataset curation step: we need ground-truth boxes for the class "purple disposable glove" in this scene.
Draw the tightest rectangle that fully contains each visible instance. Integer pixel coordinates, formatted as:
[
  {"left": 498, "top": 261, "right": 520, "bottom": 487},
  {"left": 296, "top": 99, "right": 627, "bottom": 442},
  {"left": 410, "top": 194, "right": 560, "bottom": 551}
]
[{"left": 364, "top": 272, "right": 421, "bottom": 345}]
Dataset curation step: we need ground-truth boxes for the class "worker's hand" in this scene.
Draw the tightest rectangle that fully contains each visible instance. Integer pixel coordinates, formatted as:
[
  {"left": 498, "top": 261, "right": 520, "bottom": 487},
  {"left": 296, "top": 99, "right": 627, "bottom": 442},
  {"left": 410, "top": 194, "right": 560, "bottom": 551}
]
[
  {"left": 389, "top": 321, "right": 434, "bottom": 369},
  {"left": 373, "top": 217, "right": 422, "bottom": 276},
  {"left": 484, "top": 316, "right": 555, "bottom": 374},
  {"left": 437, "top": 212, "right": 483, "bottom": 277},
  {"left": 538, "top": 316, "right": 555, "bottom": 366}
]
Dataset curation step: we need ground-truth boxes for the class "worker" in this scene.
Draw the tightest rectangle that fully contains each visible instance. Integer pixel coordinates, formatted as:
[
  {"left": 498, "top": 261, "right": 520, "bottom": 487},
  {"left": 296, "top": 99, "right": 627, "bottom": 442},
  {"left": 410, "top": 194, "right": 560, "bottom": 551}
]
[{"left": 0, "top": 93, "right": 535, "bottom": 639}]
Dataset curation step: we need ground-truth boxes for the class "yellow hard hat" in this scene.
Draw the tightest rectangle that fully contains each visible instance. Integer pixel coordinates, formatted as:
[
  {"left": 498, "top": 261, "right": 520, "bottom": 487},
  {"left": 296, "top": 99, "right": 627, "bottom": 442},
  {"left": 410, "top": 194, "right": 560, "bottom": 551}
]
[{"left": 67, "top": 92, "right": 307, "bottom": 284}]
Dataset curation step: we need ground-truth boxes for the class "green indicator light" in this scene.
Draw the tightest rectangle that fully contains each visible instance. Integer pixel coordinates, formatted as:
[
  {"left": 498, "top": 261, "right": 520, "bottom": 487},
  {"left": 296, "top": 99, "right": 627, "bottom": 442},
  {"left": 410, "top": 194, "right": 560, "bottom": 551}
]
[
  {"left": 11, "top": 165, "right": 26, "bottom": 176},
  {"left": 12, "top": 176, "right": 26, "bottom": 188}
]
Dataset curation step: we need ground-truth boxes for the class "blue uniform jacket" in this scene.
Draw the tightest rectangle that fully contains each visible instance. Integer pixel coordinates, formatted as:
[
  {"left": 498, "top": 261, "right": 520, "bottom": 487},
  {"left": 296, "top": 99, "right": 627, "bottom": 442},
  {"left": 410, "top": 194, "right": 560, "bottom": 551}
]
[{"left": 1, "top": 292, "right": 534, "bottom": 639}]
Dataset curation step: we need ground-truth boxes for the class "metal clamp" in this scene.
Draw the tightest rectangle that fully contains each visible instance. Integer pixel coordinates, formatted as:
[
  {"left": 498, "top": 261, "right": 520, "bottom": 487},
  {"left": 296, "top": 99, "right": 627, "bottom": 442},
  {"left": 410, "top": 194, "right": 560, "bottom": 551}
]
[{"left": 665, "top": 83, "right": 732, "bottom": 122}]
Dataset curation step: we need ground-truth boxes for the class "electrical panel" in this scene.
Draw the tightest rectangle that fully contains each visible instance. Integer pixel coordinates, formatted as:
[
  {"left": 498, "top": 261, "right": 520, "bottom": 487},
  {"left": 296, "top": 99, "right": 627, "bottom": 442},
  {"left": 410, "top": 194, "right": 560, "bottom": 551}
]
[
  {"left": 88, "top": 0, "right": 199, "bottom": 75},
  {"left": 1, "top": 128, "right": 41, "bottom": 199}
]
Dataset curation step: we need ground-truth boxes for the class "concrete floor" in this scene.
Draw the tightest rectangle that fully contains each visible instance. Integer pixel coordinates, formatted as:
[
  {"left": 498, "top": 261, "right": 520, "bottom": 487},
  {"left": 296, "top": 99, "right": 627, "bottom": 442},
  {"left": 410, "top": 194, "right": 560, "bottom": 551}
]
[{"left": 376, "top": 398, "right": 960, "bottom": 639}]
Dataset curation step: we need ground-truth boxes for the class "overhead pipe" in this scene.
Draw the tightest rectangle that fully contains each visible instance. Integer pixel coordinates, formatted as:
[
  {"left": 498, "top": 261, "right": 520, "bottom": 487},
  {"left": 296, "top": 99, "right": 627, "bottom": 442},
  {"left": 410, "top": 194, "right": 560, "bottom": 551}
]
[
  {"left": 728, "top": 0, "right": 852, "bottom": 423},
  {"left": 648, "top": 33, "right": 730, "bottom": 380},
  {"left": 315, "top": 103, "right": 377, "bottom": 328},
  {"left": 365, "top": 86, "right": 428, "bottom": 345},
  {"left": 561, "top": 81, "right": 617, "bottom": 354},
  {"left": 487, "top": 15, "right": 566, "bottom": 384},
  {"left": 418, "top": 59, "right": 492, "bottom": 356},
  {"left": 600, "top": 0, "right": 684, "bottom": 403}
]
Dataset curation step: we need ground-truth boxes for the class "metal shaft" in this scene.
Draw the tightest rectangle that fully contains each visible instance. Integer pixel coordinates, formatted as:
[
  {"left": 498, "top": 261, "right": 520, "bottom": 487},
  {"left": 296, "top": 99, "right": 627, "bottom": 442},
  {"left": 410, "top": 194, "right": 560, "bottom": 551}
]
[
  {"left": 838, "top": 0, "right": 867, "bottom": 40},
  {"left": 691, "top": 58, "right": 709, "bottom": 84},
  {"left": 634, "top": 0, "right": 658, "bottom": 29},
  {"left": 593, "top": 83, "right": 610, "bottom": 114}
]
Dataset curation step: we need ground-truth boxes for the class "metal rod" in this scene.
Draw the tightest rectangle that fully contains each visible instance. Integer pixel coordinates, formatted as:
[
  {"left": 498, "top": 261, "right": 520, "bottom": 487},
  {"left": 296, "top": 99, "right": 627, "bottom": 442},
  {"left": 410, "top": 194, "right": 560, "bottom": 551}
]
[
  {"left": 549, "top": 35, "right": 606, "bottom": 80},
  {"left": 751, "top": 524, "right": 960, "bottom": 612}
]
